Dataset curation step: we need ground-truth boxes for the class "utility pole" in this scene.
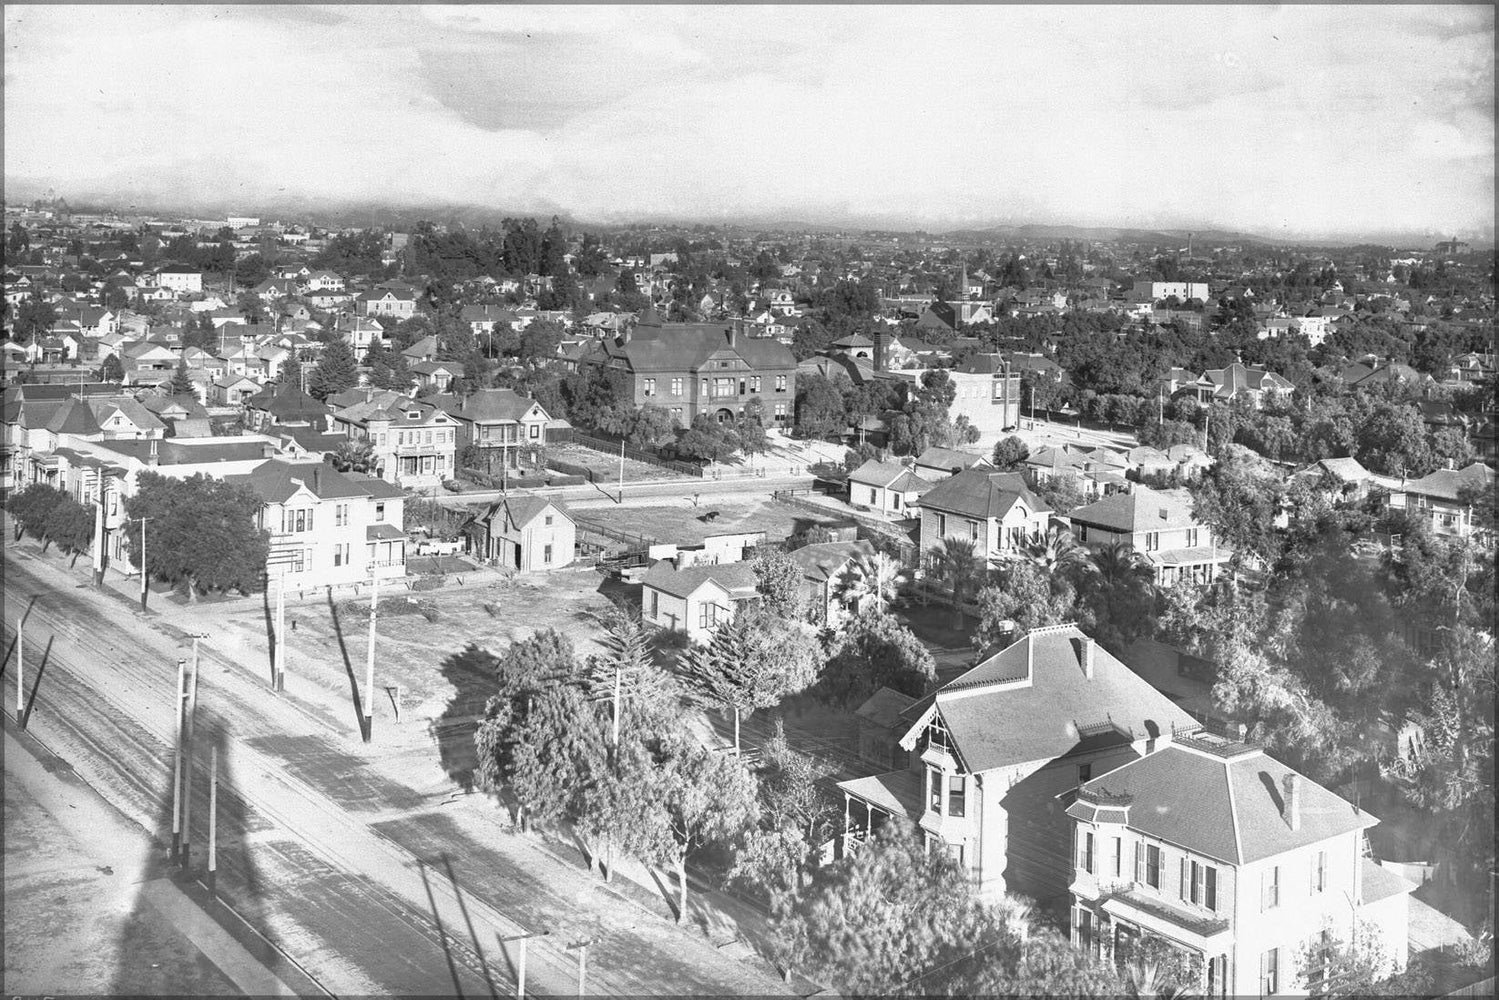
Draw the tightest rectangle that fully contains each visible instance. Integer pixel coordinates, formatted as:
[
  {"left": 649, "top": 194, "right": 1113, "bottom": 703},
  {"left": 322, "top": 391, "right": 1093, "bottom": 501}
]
[
  {"left": 182, "top": 643, "right": 201, "bottom": 869},
  {"left": 207, "top": 743, "right": 218, "bottom": 897},
  {"left": 133, "top": 516, "right": 152, "bottom": 612},
  {"left": 14, "top": 614, "right": 23, "bottom": 716},
  {"left": 503, "top": 930, "right": 549, "bottom": 998},
  {"left": 92, "top": 472, "right": 106, "bottom": 587},
  {"left": 274, "top": 570, "right": 286, "bottom": 691},
  {"left": 171, "top": 657, "right": 185, "bottom": 864},
  {"left": 617, "top": 439, "right": 625, "bottom": 504},
  {"left": 612, "top": 665, "right": 622, "bottom": 748},
  {"left": 364, "top": 563, "right": 379, "bottom": 742}
]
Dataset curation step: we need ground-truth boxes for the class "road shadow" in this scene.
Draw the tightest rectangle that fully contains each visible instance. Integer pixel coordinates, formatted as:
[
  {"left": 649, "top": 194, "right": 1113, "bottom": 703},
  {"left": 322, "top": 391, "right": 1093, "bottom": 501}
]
[
  {"left": 433, "top": 643, "right": 503, "bottom": 792},
  {"left": 442, "top": 854, "right": 501, "bottom": 1000},
  {"left": 326, "top": 589, "right": 368, "bottom": 740},
  {"left": 418, "top": 859, "right": 468, "bottom": 1000},
  {"left": 18, "top": 635, "right": 52, "bottom": 730},
  {"left": 2, "top": 594, "right": 42, "bottom": 671},
  {"left": 260, "top": 580, "right": 277, "bottom": 686},
  {"left": 107, "top": 706, "right": 296, "bottom": 996}
]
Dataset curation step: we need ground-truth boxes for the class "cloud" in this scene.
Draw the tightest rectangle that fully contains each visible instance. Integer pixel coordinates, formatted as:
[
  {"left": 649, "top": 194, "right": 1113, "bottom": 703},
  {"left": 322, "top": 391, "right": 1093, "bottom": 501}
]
[{"left": 4, "top": 4, "right": 1492, "bottom": 240}]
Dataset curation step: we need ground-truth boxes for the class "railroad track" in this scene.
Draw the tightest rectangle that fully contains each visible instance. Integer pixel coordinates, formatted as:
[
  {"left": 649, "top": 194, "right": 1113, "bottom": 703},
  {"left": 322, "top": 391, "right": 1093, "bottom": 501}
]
[{"left": 4, "top": 555, "right": 775, "bottom": 997}]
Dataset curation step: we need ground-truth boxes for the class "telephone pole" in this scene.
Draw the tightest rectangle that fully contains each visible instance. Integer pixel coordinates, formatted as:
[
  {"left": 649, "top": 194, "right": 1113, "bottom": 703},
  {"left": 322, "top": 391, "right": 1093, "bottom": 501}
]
[
  {"left": 132, "top": 516, "right": 152, "bottom": 611},
  {"left": 274, "top": 570, "right": 286, "bottom": 691},
  {"left": 91, "top": 473, "right": 107, "bottom": 587},
  {"left": 364, "top": 563, "right": 379, "bottom": 742}
]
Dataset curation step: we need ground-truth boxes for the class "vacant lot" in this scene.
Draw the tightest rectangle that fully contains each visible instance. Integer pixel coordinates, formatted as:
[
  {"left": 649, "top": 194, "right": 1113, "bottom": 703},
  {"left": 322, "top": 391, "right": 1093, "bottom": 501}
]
[
  {"left": 573, "top": 496, "right": 847, "bottom": 547},
  {"left": 547, "top": 441, "right": 691, "bottom": 482}
]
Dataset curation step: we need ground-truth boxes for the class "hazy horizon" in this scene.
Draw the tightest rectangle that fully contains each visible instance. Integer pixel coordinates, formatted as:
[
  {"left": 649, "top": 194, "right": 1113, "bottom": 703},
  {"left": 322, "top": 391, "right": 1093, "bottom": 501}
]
[{"left": 5, "top": 5, "right": 1494, "bottom": 244}]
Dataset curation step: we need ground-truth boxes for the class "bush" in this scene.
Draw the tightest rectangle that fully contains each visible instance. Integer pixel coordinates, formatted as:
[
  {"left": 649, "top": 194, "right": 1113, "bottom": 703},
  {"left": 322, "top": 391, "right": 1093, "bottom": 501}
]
[{"left": 410, "top": 575, "right": 447, "bottom": 592}]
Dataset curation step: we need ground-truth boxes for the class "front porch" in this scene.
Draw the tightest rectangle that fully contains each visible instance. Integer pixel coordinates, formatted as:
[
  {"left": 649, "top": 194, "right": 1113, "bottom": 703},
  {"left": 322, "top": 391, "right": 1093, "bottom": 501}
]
[
  {"left": 1072, "top": 884, "right": 1231, "bottom": 999},
  {"left": 837, "top": 769, "right": 921, "bottom": 857}
]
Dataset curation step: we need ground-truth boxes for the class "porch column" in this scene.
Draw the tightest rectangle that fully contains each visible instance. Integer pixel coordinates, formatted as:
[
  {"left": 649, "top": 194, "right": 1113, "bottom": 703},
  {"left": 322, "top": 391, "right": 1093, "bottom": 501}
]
[{"left": 841, "top": 794, "right": 850, "bottom": 859}]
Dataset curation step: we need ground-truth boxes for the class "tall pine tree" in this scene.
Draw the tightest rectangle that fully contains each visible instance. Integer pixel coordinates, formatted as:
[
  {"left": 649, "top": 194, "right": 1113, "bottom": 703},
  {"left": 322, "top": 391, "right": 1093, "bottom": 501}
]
[{"left": 308, "top": 338, "right": 358, "bottom": 400}]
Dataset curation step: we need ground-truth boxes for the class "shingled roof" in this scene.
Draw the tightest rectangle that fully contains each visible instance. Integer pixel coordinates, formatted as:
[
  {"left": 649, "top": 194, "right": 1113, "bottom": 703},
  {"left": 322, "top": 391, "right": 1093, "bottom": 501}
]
[
  {"left": 1068, "top": 486, "right": 1199, "bottom": 534},
  {"left": 916, "top": 468, "right": 1050, "bottom": 521},
  {"left": 898, "top": 624, "right": 1199, "bottom": 774},
  {"left": 1066, "top": 733, "right": 1381, "bottom": 866}
]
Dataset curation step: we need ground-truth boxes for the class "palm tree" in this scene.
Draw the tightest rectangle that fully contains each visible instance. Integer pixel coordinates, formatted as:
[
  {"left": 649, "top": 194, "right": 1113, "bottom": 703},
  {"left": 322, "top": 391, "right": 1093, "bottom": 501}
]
[
  {"left": 929, "top": 536, "right": 983, "bottom": 627},
  {"left": 833, "top": 550, "right": 906, "bottom": 615},
  {"left": 1089, "top": 540, "right": 1156, "bottom": 593},
  {"left": 1021, "top": 526, "right": 1091, "bottom": 580}
]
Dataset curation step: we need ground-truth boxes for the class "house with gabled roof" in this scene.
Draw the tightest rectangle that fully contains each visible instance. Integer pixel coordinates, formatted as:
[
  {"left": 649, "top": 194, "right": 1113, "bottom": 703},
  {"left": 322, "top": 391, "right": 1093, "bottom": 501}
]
[
  {"left": 242, "top": 383, "right": 331, "bottom": 432},
  {"left": 463, "top": 493, "right": 575, "bottom": 572},
  {"left": 641, "top": 558, "right": 760, "bottom": 642},
  {"left": 1189, "top": 363, "right": 1294, "bottom": 409},
  {"left": 430, "top": 388, "right": 552, "bottom": 471},
  {"left": 410, "top": 360, "right": 463, "bottom": 393},
  {"left": 787, "top": 538, "right": 877, "bottom": 625},
  {"left": 359, "top": 286, "right": 417, "bottom": 320},
  {"left": 838, "top": 623, "right": 1200, "bottom": 904},
  {"left": 1067, "top": 733, "right": 1412, "bottom": 1000},
  {"left": 1384, "top": 461, "right": 1495, "bottom": 540},
  {"left": 913, "top": 445, "right": 992, "bottom": 481},
  {"left": 915, "top": 468, "right": 1050, "bottom": 568},
  {"left": 1066, "top": 485, "right": 1228, "bottom": 586},
  {"left": 328, "top": 388, "right": 457, "bottom": 489},
  {"left": 847, "top": 458, "right": 934, "bottom": 515},
  {"left": 228, "top": 459, "right": 407, "bottom": 589}
]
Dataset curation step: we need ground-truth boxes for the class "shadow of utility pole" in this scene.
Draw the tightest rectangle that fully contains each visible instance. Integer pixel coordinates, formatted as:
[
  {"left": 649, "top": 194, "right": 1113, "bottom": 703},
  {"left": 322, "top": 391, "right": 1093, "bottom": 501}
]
[{"left": 325, "top": 589, "right": 367, "bottom": 741}]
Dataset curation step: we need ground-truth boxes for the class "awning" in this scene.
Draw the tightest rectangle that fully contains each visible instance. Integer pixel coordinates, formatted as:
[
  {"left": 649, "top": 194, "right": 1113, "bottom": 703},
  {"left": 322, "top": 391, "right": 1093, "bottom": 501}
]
[
  {"left": 837, "top": 769, "right": 921, "bottom": 819},
  {"left": 366, "top": 524, "right": 406, "bottom": 541},
  {"left": 1095, "top": 888, "right": 1232, "bottom": 951}
]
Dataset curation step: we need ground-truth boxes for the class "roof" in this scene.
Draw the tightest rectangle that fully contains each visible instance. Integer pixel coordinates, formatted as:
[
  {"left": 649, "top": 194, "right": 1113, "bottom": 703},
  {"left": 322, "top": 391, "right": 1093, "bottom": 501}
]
[
  {"left": 835, "top": 769, "right": 921, "bottom": 818},
  {"left": 788, "top": 539, "right": 875, "bottom": 584},
  {"left": 367, "top": 523, "right": 406, "bottom": 541},
  {"left": 598, "top": 319, "right": 797, "bottom": 375},
  {"left": 1401, "top": 462, "right": 1494, "bottom": 502},
  {"left": 45, "top": 397, "right": 104, "bottom": 435},
  {"left": 1066, "top": 733, "right": 1380, "bottom": 866},
  {"left": 914, "top": 446, "right": 990, "bottom": 473},
  {"left": 228, "top": 460, "right": 373, "bottom": 503},
  {"left": 917, "top": 468, "right": 1050, "bottom": 521},
  {"left": 906, "top": 624, "right": 1199, "bottom": 774},
  {"left": 1362, "top": 863, "right": 1417, "bottom": 906},
  {"left": 92, "top": 438, "right": 274, "bottom": 466},
  {"left": 1069, "top": 485, "right": 1200, "bottom": 534},
  {"left": 855, "top": 686, "right": 918, "bottom": 730},
  {"left": 482, "top": 494, "right": 569, "bottom": 532},
  {"left": 640, "top": 559, "right": 759, "bottom": 601},
  {"left": 244, "top": 384, "right": 331, "bottom": 422},
  {"left": 848, "top": 459, "right": 915, "bottom": 489},
  {"left": 346, "top": 472, "right": 406, "bottom": 500},
  {"left": 431, "top": 389, "right": 547, "bottom": 424}
]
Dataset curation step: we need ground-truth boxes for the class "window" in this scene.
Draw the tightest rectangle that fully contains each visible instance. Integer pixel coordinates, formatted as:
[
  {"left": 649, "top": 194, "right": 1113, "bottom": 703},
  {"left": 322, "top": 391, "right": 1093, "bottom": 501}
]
[
  {"left": 644, "top": 377, "right": 656, "bottom": 396},
  {"left": 775, "top": 375, "right": 787, "bottom": 392},
  {"left": 1311, "top": 850, "right": 1327, "bottom": 893},
  {"left": 375, "top": 502, "right": 385, "bottom": 521},
  {"left": 1080, "top": 830, "right": 1095, "bottom": 873},
  {"left": 1078, "top": 762, "right": 1092, "bottom": 784},
  {"left": 1112, "top": 837, "right": 1123, "bottom": 877},
  {"left": 544, "top": 515, "right": 553, "bottom": 526},
  {"left": 671, "top": 377, "right": 683, "bottom": 396},
  {"left": 774, "top": 401, "right": 787, "bottom": 419},
  {"left": 1262, "top": 865, "right": 1280, "bottom": 910},
  {"left": 750, "top": 376, "right": 761, "bottom": 392},
  {"left": 936, "top": 513, "right": 947, "bottom": 537},
  {"left": 1078, "top": 523, "right": 1089, "bottom": 542},
  {"left": 1073, "top": 907, "right": 1095, "bottom": 954},
  {"left": 1183, "top": 859, "right": 1218, "bottom": 910},
  {"left": 649, "top": 590, "right": 659, "bottom": 619},
  {"left": 1260, "top": 946, "right": 1280, "bottom": 996},
  {"left": 700, "top": 379, "right": 709, "bottom": 395},
  {"left": 294, "top": 509, "right": 307, "bottom": 532},
  {"left": 698, "top": 602, "right": 720, "bottom": 629},
  {"left": 968, "top": 519, "right": 980, "bottom": 542},
  {"left": 529, "top": 424, "right": 540, "bottom": 439},
  {"left": 947, "top": 774, "right": 966, "bottom": 818},
  {"left": 1145, "top": 531, "right": 1161, "bottom": 552},
  {"left": 927, "top": 765, "right": 943, "bottom": 813},
  {"left": 1186, "top": 527, "right": 1199, "bottom": 547},
  {"left": 1136, "top": 843, "right": 1161, "bottom": 888},
  {"left": 542, "top": 544, "right": 552, "bottom": 564}
]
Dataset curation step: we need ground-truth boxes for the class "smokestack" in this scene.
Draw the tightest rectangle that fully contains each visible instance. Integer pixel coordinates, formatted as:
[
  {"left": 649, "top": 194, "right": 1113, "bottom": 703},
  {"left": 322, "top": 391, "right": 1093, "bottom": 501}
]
[
  {"left": 873, "top": 328, "right": 888, "bottom": 372},
  {"left": 1282, "top": 773, "right": 1301, "bottom": 831},
  {"left": 727, "top": 323, "right": 736, "bottom": 348}
]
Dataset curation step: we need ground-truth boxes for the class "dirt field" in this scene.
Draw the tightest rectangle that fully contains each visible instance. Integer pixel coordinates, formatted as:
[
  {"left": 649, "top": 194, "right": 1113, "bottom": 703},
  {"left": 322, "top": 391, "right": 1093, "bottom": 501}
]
[
  {"left": 573, "top": 496, "right": 848, "bottom": 547},
  {"left": 215, "top": 567, "right": 622, "bottom": 729},
  {"left": 547, "top": 441, "right": 691, "bottom": 482}
]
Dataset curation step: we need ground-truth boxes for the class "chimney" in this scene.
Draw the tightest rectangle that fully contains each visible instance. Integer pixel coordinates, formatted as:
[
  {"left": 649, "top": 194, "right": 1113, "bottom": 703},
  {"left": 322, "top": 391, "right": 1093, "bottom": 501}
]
[
  {"left": 873, "top": 328, "right": 888, "bottom": 372},
  {"left": 147, "top": 438, "right": 159, "bottom": 466},
  {"left": 727, "top": 323, "right": 737, "bottom": 348},
  {"left": 1076, "top": 636, "right": 1096, "bottom": 678},
  {"left": 1282, "top": 773, "right": 1302, "bottom": 831}
]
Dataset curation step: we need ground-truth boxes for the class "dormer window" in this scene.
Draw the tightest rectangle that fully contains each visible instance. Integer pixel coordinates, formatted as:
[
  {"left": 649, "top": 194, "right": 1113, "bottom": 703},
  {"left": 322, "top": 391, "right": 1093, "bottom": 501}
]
[{"left": 407, "top": 411, "right": 420, "bottom": 420}]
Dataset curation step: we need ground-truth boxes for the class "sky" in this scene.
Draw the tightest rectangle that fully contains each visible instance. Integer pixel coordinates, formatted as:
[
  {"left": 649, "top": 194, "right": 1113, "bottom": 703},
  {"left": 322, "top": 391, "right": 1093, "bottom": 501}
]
[{"left": 4, "top": 4, "right": 1494, "bottom": 242}]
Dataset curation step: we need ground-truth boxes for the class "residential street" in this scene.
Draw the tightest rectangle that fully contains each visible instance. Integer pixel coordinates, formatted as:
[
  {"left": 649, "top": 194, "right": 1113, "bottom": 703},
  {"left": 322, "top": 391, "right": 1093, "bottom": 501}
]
[{"left": 2, "top": 540, "right": 800, "bottom": 997}]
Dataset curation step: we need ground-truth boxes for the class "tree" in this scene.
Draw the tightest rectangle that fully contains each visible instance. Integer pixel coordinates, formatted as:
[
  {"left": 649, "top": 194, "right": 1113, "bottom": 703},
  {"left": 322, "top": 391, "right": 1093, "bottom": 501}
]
[
  {"left": 1083, "top": 541, "right": 1159, "bottom": 653},
  {"left": 818, "top": 609, "right": 936, "bottom": 706},
  {"left": 736, "top": 398, "right": 770, "bottom": 455},
  {"left": 517, "top": 319, "right": 564, "bottom": 367},
  {"left": 794, "top": 372, "right": 846, "bottom": 439},
  {"left": 730, "top": 720, "right": 840, "bottom": 900},
  {"left": 327, "top": 438, "right": 377, "bottom": 474},
  {"left": 1293, "top": 919, "right": 1394, "bottom": 997},
  {"left": 991, "top": 435, "right": 1030, "bottom": 471},
  {"left": 654, "top": 737, "right": 759, "bottom": 923},
  {"left": 308, "top": 337, "right": 359, "bottom": 400},
  {"left": 98, "top": 353, "right": 125, "bottom": 383},
  {"left": 235, "top": 290, "right": 266, "bottom": 324},
  {"left": 973, "top": 561, "right": 1079, "bottom": 652},
  {"left": 122, "top": 472, "right": 270, "bottom": 601},
  {"left": 752, "top": 547, "right": 805, "bottom": 619},
  {"left": 774, "top": 821, "right": 997, "bottom": 995},
  {"left": 6, "top": 483, "right": 63, "bottom": 541},
  {"left": 1356, "top": 400, "right": 1433, "bottom": 477},
  {"left": 15, "top": 289, "right": 57, "bottom": 342},
  {"left": 1030, "top": 471, "right": 1086, "bottom": 515},
  {"left": 676, "top": 413, "right": 740, "bottom": 463},
  {"left": 928, "top": 536, "right": 984, "bottom": 627},
  {"left": 832, "top": 550, "right": 906, "bottom": 616},
  {"left": 626, "top": 404, "right": 677, "bottom": 450},
  {"left": 280, "top": 350, "right": 305, "bottom": 390},
  {"left": 168, "top": 358, "right": 195, "bottom": 396},
  {"left": 679, "top": 608, "right": 820, "bottom": 755},
  {"left": 44, "top": 496, "right": 96, "bottom": 567}
]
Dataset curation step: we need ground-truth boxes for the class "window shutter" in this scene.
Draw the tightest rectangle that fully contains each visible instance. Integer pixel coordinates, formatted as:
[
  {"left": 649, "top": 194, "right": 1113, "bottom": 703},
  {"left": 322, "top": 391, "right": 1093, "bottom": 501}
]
[
  {"left": 1134, "top": 842, "right": 1144, "bottom": 883},
  {"left": 1206, "top": 865, "right": 1217, "bottom": 911},
  {"left": 1180, "top": 857, "right": 1189, "bottom": 898}
]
